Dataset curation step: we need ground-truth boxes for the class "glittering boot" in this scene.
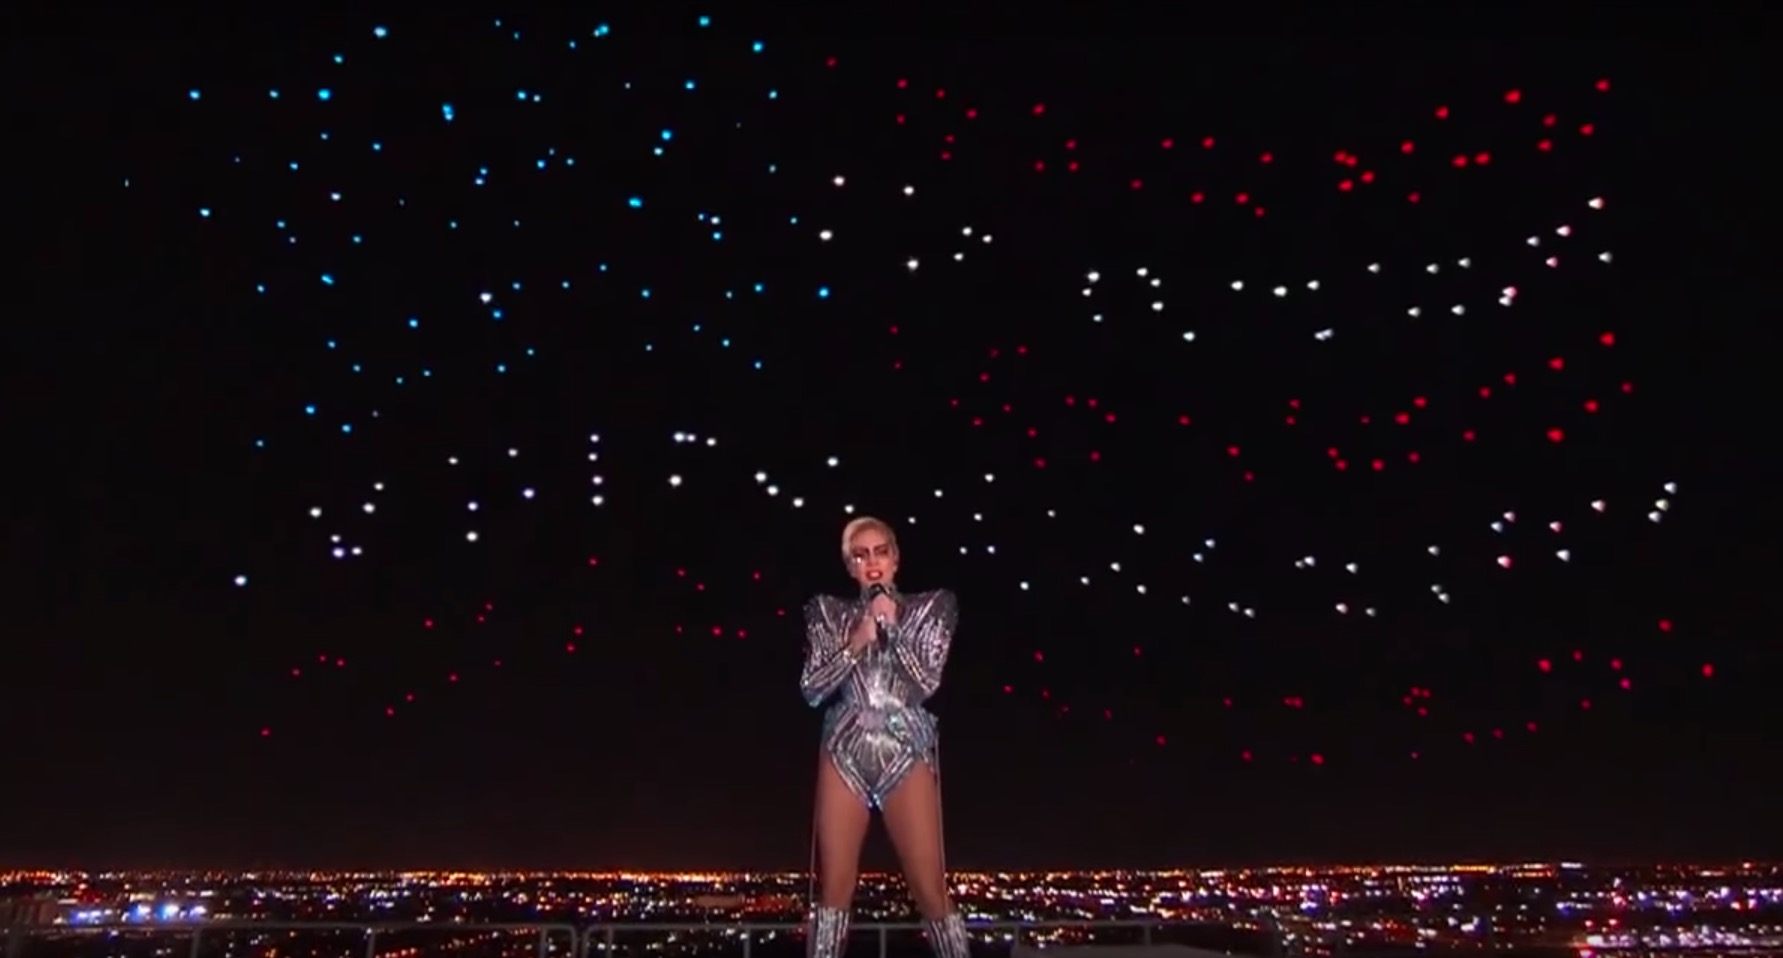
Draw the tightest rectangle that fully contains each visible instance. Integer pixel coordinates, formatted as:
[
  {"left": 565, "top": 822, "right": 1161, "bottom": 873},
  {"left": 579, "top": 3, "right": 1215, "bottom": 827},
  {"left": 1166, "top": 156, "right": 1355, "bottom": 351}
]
[
  {"left": 806, "top": 905, "right": 851, "bottom": 958},
  {"left": 923, "top": 913, "right": 969, "bottom": 958}
]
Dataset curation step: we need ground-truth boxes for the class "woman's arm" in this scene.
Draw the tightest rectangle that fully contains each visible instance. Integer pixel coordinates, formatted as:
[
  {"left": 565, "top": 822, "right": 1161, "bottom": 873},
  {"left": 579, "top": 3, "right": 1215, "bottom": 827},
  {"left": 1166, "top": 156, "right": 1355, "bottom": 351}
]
[
  {"left": 800, "top": 595, "right": 862, "bottom": 707},
  {"left": 889, "top": 589, "right": 958, "bottom": 701}
]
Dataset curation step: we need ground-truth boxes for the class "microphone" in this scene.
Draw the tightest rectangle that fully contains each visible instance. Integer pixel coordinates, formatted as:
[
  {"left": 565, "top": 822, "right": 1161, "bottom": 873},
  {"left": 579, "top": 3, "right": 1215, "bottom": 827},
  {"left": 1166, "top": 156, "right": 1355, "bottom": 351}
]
[{"left": 865, "top": 584, "right": 891, "bottom": 647}]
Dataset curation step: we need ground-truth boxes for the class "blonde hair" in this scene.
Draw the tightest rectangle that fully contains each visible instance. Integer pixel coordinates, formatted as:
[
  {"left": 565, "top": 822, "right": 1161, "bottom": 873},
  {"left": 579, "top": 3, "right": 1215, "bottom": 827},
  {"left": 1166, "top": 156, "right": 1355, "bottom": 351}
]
[{"left": 840, "top": 516, "right": 898, "bottom": 568}]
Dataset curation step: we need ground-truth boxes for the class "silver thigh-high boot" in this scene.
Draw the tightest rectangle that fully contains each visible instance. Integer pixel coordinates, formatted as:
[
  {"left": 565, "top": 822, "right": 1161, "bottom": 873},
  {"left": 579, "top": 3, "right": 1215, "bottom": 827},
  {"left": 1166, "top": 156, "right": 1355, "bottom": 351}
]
[
  {"left": 807, "top": 906, "right": 851, "bottom": 958},
  {"left": 923, "top": 913, "right": 969, "bottom": 958}
]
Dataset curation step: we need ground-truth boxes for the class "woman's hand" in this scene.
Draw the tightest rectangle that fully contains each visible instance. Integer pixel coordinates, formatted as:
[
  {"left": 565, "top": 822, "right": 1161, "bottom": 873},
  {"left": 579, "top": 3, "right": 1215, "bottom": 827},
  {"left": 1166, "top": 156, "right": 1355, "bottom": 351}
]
[
  {"left": 868, "top": 593, "right": 899, "bottom": 626},
  {"left": 846, "top": 614, "right": 877, "bottom": 655}
]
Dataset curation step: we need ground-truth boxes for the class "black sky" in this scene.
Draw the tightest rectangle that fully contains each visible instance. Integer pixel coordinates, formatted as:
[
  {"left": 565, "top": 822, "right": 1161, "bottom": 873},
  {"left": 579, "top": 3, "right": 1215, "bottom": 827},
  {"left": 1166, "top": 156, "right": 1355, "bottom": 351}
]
[{"left": 4, "top": 2, "right": 1778, "bottom": 869}]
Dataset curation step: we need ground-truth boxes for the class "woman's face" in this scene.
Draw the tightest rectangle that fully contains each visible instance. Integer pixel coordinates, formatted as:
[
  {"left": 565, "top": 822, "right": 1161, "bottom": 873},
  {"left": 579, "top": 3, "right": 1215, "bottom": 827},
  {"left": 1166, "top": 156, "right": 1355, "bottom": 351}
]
[{"left": 848, "top": 528, "right": 899, "bottom": 591}]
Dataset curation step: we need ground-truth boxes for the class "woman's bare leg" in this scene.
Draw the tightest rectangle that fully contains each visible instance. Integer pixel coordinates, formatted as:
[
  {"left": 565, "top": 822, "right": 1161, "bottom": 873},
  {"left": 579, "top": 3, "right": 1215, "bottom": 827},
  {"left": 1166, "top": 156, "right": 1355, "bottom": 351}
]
[
  {"left": 814, "top": 754, "right": 871, "bottom": 909},
  {"left": 880, "top": 762, "right": 951, "bottom": 920}
]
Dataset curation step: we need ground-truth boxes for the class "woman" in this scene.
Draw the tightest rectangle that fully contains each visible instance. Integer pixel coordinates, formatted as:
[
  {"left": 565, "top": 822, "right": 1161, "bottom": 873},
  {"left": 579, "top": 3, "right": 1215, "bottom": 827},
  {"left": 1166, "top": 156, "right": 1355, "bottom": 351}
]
[{"left": 801, "top": 517, "right": 967, "bottom": 958}]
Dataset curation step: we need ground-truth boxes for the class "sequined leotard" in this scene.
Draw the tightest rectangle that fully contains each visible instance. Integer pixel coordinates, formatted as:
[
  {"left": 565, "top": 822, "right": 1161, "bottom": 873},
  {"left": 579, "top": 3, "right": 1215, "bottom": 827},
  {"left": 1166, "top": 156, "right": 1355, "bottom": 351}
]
[{"left": 800, "top": 589, "right": 959, "bottom": 809}]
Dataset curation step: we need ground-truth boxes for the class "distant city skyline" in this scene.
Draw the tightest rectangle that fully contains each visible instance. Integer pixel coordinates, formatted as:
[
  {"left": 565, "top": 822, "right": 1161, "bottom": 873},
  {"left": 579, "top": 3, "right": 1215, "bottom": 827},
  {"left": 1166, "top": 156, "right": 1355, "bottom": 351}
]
[{"left": 4, "top": 862, "right": 1781, "bottom": 955}]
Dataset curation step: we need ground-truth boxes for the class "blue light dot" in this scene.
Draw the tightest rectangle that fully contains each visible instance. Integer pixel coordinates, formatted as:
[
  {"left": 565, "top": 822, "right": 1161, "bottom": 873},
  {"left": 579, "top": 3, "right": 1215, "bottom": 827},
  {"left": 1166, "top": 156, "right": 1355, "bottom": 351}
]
[
  {"left": 199, "top": 208, "right": 212, "bottom": 218},
  {"left": 594, "top": 23, "right": 610, "bottom": 36},
  {"left": 641, "top": 289, "right": 651, "bottom": 299},
  {"left": 332, "top": 54, "right": 344, "bottom": 65},
  {"left": 304, "top": 405, "right": 318, "bottom": 416},
  {"left": 269, "top": 89, "right": 280, "bottom": 99},
  {"left": 317, "top": 88, "right": 332, "bottom": 101},
  {"left": 255, "top": 284, "right": 267, "bottom": 294},
  {"left": 699, "top": 16, "right": 711, "bottom": 27},
  {"left": 321, "top": 274, "right": 335, "bottom": 286},
  {"left": 753, "top": 359, "right": 763, "bottom": 370},
  {"left": 684, "top": 79, "right": 696, "bottom": 91},
  {"left": 817, "top": 286, "right": 830, "bottom": 299},
  {"left": 660, "top": 129, "right": 673, "bottom": 141},
  {"left": 371, "top": 141, "right": 382, "bottom": 151},
  {"left": 188, "top": 89, "right": 201, "bottom": 101},
  {"left": 373, "top": 26, "right": 388, "bottom": 38},
  {"left": 408, "top": 317, "right": 419, "bottom": 328},
  {"left": 752, "top": 41, "right": 764, "bottom": 53},
  {"left": 752, "top": 283, "right": 764, "bottom": 293},
  {"left": 341, "top": 424, "right": 353, "bottom": 434},
  {"left": 768, "top": 89, "right": 779, "bottom": 100},
  {"left": 628, "top": 197, "right": 643, "bottom": 208}
]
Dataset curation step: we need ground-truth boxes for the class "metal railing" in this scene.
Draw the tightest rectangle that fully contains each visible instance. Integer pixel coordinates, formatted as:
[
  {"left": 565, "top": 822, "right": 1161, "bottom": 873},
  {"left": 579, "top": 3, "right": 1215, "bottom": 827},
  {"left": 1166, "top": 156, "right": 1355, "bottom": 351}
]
[{"left": 4, "top": 918, "right": 1283, "bottom": 958}]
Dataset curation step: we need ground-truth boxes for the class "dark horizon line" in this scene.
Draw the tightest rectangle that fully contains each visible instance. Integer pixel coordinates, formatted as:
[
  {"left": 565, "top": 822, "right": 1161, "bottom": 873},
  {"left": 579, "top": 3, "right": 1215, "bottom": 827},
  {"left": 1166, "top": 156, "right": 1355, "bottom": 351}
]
[{"left": 3, "top": 859, "right": 1770, "bottom": 874}]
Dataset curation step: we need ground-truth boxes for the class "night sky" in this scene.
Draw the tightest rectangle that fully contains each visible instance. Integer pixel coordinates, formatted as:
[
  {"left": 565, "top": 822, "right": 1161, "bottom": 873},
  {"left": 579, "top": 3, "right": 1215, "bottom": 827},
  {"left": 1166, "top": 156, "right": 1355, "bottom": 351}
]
[{"left": 6, "top": 4, "right": 1777, "bottom": 870}]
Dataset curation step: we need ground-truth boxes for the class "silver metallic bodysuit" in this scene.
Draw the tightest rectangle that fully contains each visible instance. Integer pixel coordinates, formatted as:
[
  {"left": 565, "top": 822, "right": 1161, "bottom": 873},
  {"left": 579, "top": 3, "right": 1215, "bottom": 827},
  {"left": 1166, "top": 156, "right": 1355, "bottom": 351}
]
[{"left": 800, "top": 589, "right": 959, "bottom": 809}]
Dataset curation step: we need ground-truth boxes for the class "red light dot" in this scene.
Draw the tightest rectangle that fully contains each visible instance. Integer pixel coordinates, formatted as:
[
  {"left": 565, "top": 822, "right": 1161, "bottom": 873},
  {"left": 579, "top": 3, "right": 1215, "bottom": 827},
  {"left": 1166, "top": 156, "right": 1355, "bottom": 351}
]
[
  {"left": 1702, "top": 663, "right": 1714, "bottom": 678},
  {"left": 1032, "top": 103, "right": 1046, "bottom": 116},
  {"left": 1435, "top": 106, "right": 1449, "bottom": 119},
  {"left": 1505, "top": 89, "right": 1522, "bottom": 103}
]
